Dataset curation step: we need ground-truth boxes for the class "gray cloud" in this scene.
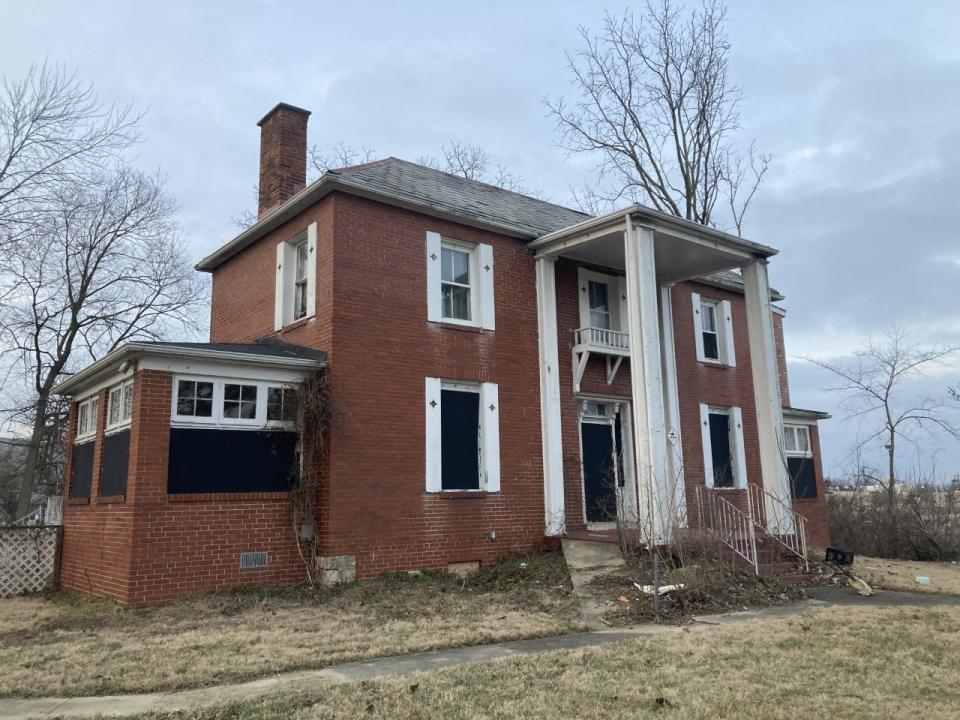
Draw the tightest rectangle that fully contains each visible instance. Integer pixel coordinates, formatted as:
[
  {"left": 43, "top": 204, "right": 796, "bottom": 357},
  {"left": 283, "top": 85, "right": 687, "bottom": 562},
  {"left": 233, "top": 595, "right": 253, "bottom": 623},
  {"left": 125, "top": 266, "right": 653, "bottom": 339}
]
[{"left": 2, "top": 0, "right": 958, "bottom": 476}]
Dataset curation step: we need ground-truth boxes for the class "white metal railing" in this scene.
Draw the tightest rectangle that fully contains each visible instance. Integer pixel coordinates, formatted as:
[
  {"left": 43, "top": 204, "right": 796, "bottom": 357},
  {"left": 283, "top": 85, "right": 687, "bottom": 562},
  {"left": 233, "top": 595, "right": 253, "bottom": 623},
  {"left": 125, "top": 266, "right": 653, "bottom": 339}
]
[
  {"left": 574, "top": 326, "right": 630, "bottom": 352},
  {"left": 695, "top": 486, "right": 758, "bottom": 574},
  {"left": 747, "top": 484, "right": 809, "bottom": 571}
]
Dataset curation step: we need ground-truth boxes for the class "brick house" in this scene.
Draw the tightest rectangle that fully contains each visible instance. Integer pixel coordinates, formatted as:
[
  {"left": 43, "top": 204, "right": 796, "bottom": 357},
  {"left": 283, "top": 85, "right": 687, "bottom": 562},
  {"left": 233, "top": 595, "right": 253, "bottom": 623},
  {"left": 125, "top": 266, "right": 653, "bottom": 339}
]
[{"left": 54, "top": 103, "right": 830, "bottom": 606}]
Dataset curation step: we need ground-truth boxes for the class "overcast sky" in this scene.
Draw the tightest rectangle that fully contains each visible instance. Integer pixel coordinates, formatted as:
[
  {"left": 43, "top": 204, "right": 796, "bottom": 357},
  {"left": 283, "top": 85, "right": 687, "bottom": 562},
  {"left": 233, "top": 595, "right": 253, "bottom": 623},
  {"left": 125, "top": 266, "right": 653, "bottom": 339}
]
[{"left": 3, "top": 0, "right": 959, "bottom": 478}]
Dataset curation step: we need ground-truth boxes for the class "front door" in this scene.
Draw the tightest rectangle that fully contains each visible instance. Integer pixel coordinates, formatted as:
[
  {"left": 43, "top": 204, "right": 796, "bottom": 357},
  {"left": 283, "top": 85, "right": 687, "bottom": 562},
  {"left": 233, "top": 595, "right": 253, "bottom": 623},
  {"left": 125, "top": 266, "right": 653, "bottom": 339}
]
[{"left": 580, "top": 403, "right": 619, "bottom": 523}]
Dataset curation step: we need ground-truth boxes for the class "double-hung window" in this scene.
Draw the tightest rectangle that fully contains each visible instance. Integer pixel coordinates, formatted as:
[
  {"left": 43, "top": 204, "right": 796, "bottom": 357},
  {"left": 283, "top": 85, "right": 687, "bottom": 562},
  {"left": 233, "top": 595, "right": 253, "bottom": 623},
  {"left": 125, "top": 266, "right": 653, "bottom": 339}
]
[
  {"left": 76, "top": 396, "right": 99, "bottom": 443},
  {"left": 692, "top": 292, "right": 736, "bottom": 367},
  {"left": 441, "top": 244, "right": 472, "bottom": 322},
  {"left": 106, "top": 380, "right": 134, "bottom": 433},
  {"left": 425, "top": 377, "right": 500, "bottom": 493},
  {"left": 699, "top": 404, "right": 747, "bottom": 489},
  {"left": 588, "top": 281, "right": 610, "bottom": 330},
  {"left": 784, "top": 423, "right": 817, "bottom": 499},
  {"left": 425, "top": 232, "right": 495, "bottom": 330},
  {"left": 275, "top": 223, "right": 318, "bottom": 329}
]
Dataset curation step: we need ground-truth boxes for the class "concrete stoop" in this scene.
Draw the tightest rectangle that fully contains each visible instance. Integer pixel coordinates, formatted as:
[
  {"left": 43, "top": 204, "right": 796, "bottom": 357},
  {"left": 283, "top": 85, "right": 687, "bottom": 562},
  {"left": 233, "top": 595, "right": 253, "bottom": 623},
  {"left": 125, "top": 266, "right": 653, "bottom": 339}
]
[{"left": 561, "top": 538, "right": 628, "bottom": 628}]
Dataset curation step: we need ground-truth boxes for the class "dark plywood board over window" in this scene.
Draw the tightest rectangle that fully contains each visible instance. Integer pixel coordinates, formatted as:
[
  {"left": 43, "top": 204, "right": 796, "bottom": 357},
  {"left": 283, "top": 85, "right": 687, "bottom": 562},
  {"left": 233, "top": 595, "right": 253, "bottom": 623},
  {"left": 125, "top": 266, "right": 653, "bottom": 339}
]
[
  {"left": 167, "top": 428, "right": 298, "bottom": 494},
  {"left": 441, "top": 389, "right": 480, "bottom": 490},
  {"left": 70, "top": 442, "right": 95, "bottom": 498},
  {"left": 100, "top": 430, "right": 130, "bottom": 497},
  {"left": 709, "top": 413, "right": 734, "bottom": 488},
  {"left": 789, "top": 457, "right": 817, "bottom": 499}
]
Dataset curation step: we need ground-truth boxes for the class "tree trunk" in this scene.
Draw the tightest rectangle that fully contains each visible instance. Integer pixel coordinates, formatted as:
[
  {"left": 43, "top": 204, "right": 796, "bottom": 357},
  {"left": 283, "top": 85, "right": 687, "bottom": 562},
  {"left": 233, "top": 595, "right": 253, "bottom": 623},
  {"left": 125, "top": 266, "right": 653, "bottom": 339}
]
[{"left": 15, "top": 392, "right": 50, "bottom": 520}]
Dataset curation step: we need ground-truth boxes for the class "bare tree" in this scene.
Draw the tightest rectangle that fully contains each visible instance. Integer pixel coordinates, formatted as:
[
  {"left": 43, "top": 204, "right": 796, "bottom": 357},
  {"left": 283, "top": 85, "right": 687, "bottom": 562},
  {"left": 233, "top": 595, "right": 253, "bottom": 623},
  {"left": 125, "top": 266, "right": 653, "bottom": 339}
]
[
  {"left": 0, "top": 63, "right": 138, "bottom": 239},
  {"left": 418, "top": 140, "right": 532, "bottom": 194},
  {"left": 1, "top": 165, "right": 204, "bottom": 519},
  {"left": 546, "top": 1, "right": 768, "bottom": 232},
  {"left": 805, "top": 326, "right": 959, "bottom": 502},
  {"left": 308, "top": 141, "right": 376, "bottom": 176}
]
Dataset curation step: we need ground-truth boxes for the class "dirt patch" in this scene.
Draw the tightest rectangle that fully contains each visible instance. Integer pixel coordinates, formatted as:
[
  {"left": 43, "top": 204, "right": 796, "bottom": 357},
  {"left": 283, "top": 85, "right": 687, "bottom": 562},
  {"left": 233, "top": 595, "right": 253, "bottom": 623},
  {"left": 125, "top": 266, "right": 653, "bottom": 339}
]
[
  {"left": 0, "top": 549, "right": 584, "bottom": 698},
  {"left": 847, "top": 555, "right": 960, "bottom": 595}
]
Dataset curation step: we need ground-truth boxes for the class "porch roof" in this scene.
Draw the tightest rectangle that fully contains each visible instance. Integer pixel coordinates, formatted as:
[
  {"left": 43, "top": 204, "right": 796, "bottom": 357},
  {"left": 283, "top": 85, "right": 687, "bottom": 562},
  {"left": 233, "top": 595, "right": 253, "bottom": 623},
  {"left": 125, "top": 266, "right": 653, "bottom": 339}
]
[{"left": 53, "top": 339, "right": 326, "bottom": 396}]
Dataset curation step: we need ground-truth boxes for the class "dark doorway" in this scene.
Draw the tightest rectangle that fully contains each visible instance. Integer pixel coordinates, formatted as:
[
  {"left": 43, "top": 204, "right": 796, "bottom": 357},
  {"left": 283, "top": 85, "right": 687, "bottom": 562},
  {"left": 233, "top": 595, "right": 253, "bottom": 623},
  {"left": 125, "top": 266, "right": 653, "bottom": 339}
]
[
  {"left": 581, "top": 422, "right": 617, "bottom": 522},
  {"left": 709, "top": 411, "right": 734, "bottom": 488}
]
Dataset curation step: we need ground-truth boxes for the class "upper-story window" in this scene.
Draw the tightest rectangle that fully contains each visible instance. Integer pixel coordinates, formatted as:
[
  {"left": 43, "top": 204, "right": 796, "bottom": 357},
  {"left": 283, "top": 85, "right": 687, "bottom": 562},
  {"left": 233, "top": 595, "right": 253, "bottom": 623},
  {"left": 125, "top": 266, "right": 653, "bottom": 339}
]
[
  {"left": 784, "top": 422, "right": 817, "bottom": 499},
  {"left": 75, "top": 396, "right": 99, "bottom": 443},
  {"left": 441, "top": 244, "right": 472, "bottom": 322},
  {"left": 293, "top": 239, "right": 309, "bottom": 321},
  {"left": 274, "top": 223, "right": 317, "bottom": 330},
  {"left": 784, "top": 425, "right": 811, "bottom": 456},
  {"left": 588, "top": 281, "right": 610, "bottom": 330},
  {"left": 692, "top": 292, "right": 736, "bottom": 367},
  {"left": 425, "top": 231, "right": 495, "bottom": 330},
  {"left": 106, "top": 380, "right": 134, "bottom": 433}
]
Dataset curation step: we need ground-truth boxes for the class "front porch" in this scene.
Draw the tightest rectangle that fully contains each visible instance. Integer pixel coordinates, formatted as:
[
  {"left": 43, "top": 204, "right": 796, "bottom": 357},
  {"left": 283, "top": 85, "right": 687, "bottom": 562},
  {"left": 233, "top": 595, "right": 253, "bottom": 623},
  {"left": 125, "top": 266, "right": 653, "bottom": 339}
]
[{"left": 533, "top": 205, "right": 795, "bottom": 546}]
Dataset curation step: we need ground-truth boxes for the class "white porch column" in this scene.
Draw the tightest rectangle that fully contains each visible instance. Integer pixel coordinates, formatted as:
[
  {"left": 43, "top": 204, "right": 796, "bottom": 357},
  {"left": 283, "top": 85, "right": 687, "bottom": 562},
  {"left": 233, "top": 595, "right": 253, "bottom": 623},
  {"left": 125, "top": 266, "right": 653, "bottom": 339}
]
[
  {"left": 535, "top": 256, "right": 565, "bottom": 536},
  {"left": 659, "top": 284, "right": 686, "bottom": 527},
  {"left": 623, "top": 220, "right": 671, "bottom": 545},
  {"left": 741, "top": 259, "right": 793, "bottom": 530}
]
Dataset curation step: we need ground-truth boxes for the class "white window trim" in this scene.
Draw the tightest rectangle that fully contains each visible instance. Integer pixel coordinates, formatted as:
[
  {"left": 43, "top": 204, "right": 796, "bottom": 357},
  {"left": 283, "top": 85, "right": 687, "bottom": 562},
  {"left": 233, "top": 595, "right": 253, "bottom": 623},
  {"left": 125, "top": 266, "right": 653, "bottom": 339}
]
[
  {"left": 784, "top": 424, "right": 813, "bottom": 457},
  {"left": 274, "top": 223, "right": 318, "bottom": 330},
  {"left": 577, "top": 268, "right": 624, "bottom": 332},
  {"left": 171, "top": 376, "right": 299, "bottom": 430},
  {"left": 105, "top": 380, "right": 134, "bottom": 435},
  {"left": 75, "top": 396, "right": 99, "bottom": 444},
  {"left": 692, "top": 293, "right": 736, "bottom": 367},
  {"left": 425, "top": 232, "right": 495, "bottom": 330},
  {"left": 424, "top": 377, "right": 500, "bottom": 493},
  {"left": 699, "top": 403, "right": 747, "bottom": 490}
]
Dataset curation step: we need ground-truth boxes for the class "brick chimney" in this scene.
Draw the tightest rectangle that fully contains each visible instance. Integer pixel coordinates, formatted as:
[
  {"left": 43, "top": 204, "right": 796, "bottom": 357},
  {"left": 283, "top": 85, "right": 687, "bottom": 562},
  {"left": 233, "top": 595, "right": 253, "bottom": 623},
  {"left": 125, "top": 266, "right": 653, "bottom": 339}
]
[{"left": 257, "top": 102, "right": 311, "bottom": 218}]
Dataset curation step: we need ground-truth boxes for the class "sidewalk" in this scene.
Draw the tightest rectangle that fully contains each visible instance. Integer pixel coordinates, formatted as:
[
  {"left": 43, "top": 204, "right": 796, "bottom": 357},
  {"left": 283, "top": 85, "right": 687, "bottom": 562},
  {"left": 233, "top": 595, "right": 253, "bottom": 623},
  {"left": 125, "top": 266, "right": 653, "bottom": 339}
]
[{"left": 2, "top": 587, "right": 957, "bottom": 720}]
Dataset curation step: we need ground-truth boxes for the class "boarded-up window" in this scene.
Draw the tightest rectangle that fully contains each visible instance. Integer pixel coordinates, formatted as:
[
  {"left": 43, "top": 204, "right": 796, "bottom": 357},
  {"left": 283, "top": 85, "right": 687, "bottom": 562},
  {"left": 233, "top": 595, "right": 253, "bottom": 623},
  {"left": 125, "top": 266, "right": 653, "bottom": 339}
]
[
  {"left": 789, "top": 457, "right": 817, "bottom": 499},
  {"left": 167, "top": 428, "right": 298, "bottom": 494},
  {"left": 100, "top": 430, "right": 130, "bottom": 496},
  {"left": 440, "top": 388, "right": 480, "bottom": 491},
  {"left": 70, "top": 442, "right": 95, "bottom": 499}
]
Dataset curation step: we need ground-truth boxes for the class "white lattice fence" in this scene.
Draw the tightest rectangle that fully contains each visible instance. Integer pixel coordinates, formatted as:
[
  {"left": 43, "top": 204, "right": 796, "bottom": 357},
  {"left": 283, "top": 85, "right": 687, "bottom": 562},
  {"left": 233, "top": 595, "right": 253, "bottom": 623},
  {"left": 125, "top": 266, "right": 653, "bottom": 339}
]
[{"left": 0, "top": 526, "right": 60, "bottom": 597}]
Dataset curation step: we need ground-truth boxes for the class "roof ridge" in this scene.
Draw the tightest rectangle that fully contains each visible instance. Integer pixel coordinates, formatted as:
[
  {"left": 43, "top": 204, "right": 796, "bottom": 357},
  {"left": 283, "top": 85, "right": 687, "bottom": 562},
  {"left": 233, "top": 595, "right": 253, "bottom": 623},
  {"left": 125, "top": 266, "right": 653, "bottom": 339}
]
[{"left": 339, "top": 156, "right": 590, "bottom": 218}]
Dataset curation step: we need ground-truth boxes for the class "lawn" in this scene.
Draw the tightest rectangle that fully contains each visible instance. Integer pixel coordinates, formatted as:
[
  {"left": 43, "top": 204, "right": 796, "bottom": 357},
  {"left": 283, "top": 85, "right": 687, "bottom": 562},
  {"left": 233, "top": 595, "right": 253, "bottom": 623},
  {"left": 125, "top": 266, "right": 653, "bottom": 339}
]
[
  {"left": 0, "top": 550, "right": 584, "bottom": 698},
  {"left": 850, "top": 555, "right": 960, "bottom": 595},
  {"left": 139, "top": 603, "right": 960, "bottom": 720}
]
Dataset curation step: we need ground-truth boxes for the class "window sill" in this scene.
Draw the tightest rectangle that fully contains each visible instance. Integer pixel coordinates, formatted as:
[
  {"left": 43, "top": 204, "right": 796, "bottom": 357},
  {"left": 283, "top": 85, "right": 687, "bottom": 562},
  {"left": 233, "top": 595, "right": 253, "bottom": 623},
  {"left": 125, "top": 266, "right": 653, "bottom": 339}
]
[
  {"left": 67, "top": 497, "right": 90, "bottom": 505},
  {"left": 276, "top": 316, "right": 312, "bottom": 333},
  {"left": 168, "top": 491, "right": 290, "bottom": 502},
  {"left": 433, "top": 321, "right": 486, "bottom": 334},
  {"left": 698, "top": 359, "right": 729, "bottom": 368},
  {"left": 429, "top": 490, "right": 497, "bottom": 499},
  {"left": 95, "top": 495, "right": 126, "bottom": 504}
]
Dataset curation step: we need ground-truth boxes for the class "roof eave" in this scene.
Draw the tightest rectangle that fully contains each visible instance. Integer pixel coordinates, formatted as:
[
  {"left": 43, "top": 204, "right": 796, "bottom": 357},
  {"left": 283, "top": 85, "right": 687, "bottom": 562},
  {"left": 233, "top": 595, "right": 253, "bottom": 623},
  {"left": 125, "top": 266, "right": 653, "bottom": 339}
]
[{"left": 52, "top": 343, "right": 325, "bottom": 397}]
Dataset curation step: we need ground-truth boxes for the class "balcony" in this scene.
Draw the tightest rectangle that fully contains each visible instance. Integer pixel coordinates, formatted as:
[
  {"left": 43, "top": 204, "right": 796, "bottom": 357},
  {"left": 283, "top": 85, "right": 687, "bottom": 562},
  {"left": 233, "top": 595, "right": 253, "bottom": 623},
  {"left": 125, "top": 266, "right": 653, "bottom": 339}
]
[{"left": 571, "top": 326, "right": 629, "bottom": 392}]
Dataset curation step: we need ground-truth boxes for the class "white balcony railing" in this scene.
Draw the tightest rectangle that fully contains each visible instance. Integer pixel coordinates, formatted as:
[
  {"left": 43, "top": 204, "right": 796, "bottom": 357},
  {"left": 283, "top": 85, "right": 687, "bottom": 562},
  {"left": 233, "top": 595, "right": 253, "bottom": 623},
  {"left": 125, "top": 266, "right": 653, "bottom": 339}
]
[{"left": 574, "top": 326, "right": 630, "bottom": 354}]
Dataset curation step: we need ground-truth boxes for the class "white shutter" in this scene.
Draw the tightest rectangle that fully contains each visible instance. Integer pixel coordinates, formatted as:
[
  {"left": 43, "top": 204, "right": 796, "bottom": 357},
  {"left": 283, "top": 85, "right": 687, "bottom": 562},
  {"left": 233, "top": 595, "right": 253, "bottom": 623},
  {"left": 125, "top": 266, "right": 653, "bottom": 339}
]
[
  {"left": 721, "top": 299, "right": 736, "bottom": 367},
  {"left": 426, "top": 231, "right": 442, "bottom": 323},
  {"left": 478, "top": 243, "right": 495, "bottom": 330},
  {"left": 576, "top": 268, "right": 591, "bottom": 329},
  {"left": 425, "top": 377, "right": 442, "bottom": 492},
  {"left": 306, "top": 222, "right": 318, "bottom": 319},
  {"left": 480, "top": 382, "right": 500, "bottom": 492},
  {"left": 691, "top": 292, "right": 705, "bottom": 361},
  {"left": 274, "top": 242, "right": 285, "bottom": 330},
  {"left": 699, "top": 403, "right": 714, "bottom": 488},
  {"left": 731, "top": 406, "right": 748, "bottom": 489}
]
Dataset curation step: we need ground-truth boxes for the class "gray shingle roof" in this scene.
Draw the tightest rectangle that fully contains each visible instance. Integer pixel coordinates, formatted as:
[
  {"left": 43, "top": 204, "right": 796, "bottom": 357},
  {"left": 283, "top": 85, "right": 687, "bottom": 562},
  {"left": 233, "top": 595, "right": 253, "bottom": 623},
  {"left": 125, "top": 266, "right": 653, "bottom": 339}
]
[
  {"left": 329, "top": 158, "right": 590, "bottom": 238},
  {"left": 145, "top": 338, "right": 325, "bottom": 361},
  {"left": 694, "top": 269, "right": 784, "bottom": 301}
]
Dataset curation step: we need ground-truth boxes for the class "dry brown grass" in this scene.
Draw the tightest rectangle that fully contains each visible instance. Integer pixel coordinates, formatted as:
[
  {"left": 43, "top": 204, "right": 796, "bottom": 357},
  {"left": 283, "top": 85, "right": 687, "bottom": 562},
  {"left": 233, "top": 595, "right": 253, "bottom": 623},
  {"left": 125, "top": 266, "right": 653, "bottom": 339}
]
[
  {"left": 851, "top": 555, "right": 960, "bottom": 595},
  {"left": 143, "top": 604, "right": 960, "bottom": 720},
  {"left": 0, "top": 551, "right": 583, "bottom": 698}
]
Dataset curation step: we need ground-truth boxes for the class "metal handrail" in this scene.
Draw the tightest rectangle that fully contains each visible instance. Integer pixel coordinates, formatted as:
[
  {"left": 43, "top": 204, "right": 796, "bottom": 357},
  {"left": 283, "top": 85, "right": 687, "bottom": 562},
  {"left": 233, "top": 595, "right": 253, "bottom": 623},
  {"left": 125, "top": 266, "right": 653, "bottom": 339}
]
[
  {"left": 747, "top": 484, "right": 809, "bottom": 571},
  {"left": 695, "top": 486, "right": 759, "bottom": 574},
  {"left": 574, "top": 326, "right": 630, "bottom": 352}
]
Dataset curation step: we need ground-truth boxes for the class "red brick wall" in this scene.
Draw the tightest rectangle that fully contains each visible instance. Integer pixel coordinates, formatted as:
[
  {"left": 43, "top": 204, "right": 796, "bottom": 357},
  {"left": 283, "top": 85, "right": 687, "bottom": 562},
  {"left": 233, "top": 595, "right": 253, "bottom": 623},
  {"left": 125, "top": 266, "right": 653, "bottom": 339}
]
[{"left": 773, "top": 312, "right": 791, "bottom": 407}]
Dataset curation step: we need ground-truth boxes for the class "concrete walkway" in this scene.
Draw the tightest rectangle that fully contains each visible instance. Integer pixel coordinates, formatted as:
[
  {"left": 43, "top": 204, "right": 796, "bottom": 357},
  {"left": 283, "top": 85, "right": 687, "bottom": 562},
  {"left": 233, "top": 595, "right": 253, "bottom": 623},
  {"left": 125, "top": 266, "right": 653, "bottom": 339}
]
[
  {"left": 560, "top": 537, "right": 627, "bottom": 628},
  {"left": 2, "top": 587, "right": 958, "bottom": 720}
]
